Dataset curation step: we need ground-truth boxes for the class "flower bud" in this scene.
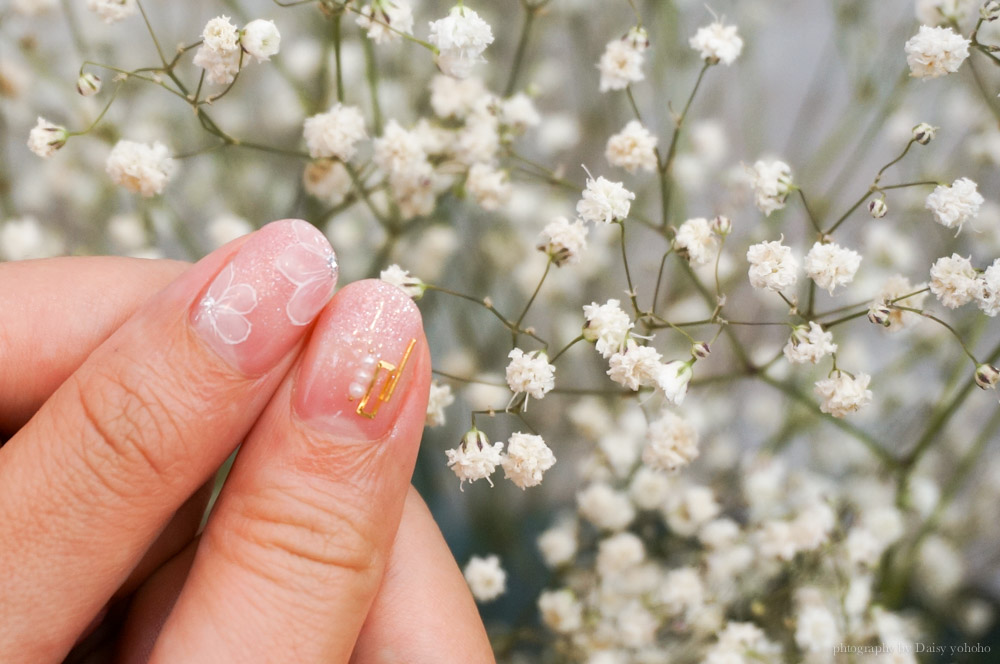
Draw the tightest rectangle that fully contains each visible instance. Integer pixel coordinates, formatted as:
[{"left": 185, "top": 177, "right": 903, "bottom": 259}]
[
  {"left": 241, "top": 19, "right": 281, "bottom": 62},
  {"left": 76, "top": 72, "right": 101, "bottom": 96},
  {"left": 975, "top": 364, "right": 999, "bottom": 390},
  {"left": 711, "top": 215, "right": 732, "bottom": 236},
  {"left": 982, "top": 0, "right": 1000, "bottom": 21},
  {"left": 868, "top": 302, "right": 892, "bottom": 327},
  {"left": 912, "top": 123, "right": 936, "bottom": 145},
  {"left": 692, "top": 341, "right": 711, "bottom": 360},
  {"left": 868, "top": 198, "right": 887, "bottom": 219}
]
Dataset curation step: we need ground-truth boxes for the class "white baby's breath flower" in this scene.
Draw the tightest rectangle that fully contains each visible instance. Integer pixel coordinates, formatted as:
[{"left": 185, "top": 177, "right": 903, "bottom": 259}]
[
  {"left": 506, "top": 348, "right": 555, "bottom": 403},
  {"left": 105, "top": 140, "right": 175, "bottom": 197},
  {"left": 27, "top": 117, "right": 67, "bottom": 158},
  {"left": 428, "top": 6, "right": 495, "bottom": 79},
  {"left": 425, "top": 381, "right": 455, "bottom": 427},
  {"left": 303, "top": 160, "right": 353, "bottom": 205},
  {"left": 206, "top": 214, "right": 252, "bottom": 248},
  {"left": 689, "top": 21, "right": 744, "bottom": 65},
  {"left": 974, "top": 258, "right": 1000, "bottom": 316},
  {"left": 597, "top": 27, "right": 648, "bottom": 92},
  {"left": 748, "top": 159, "right": 793, "bottom": 216},
  {"left": 664, "top": 485, "right": 719, "bottom": 537},
  {"left": 905, "top": 25, "right": 970, "bottom": 78},
  {"left": 241, "top": 19, "right": 281, "bottom": 62},
  {"left": 428, "top": 74, "right": 488, "bottom": 119},
  {"left": 605, "top": 120, "right": 658, "bottom": 173},
  {"left": 499, "top": 93, "right": 541, "bottom": 133},
  {"left": 674, "top": 217, "right": 719, "bottom": 265},
  {"left": 465, "top": 163, "right": 511, "bottom": 211},
  {"left": 537, "top": 520, "right": 578, "bottom": 567},
  {"left": 642, "top": 411, "right": 698, "bottom": 472},
  {"left": 463, "top": 554, "right": 506, "bottom": 602},
  {"left": 783, "top": 322, "right": 837, "bottom": 364},
  {"left": 192, "top": 45, "right": 241, "bottom": 85},
  {"left": 577, "top": 482, "right": 635, "bottom": 531},
  {"left": 379, "top": 264, "right": 425, "bottom": 299},
  {"left": 501, "top": 432, "right": 556, "bottom": 489},
  {"left": 795, "top": 605, "right": 840, "bottom": 654},
  {"left": 303, "top": 103, "right": 367, "bottom": 161},
  {"left": 607, "top": 339, "right": 662, "bottom": 391},
  {"left": 917, "top": 0, "right": 976, "bottom": 25},
  {"left": 930, "top": 253, "right": 978, "bottom": 308},
  {"left": 596, "top": 531, "right": 645, "bottom": 576},
  {"left": 873, "top": 274, "right": 928, "bottom": 331},
  {"left": 0, "top": 216, "right": 64, "bottom": 261},
  {"left": 814, "top": 371, "right": 873, "bottom": 418},
  {"left": 576, "top": 174, "right": 634, "bottom": 224},
  {"left": 747, "top": 237, "right": 799, "bottom": 292},
  {"left": 583, "top": 299, "right": 633, "bottom": 358},
  {"left": 356, "top": 0, "right": 414, "bottom": 44},
  {"left": 804, "top": 241, "right": 862, "bottom": 295},
  {"left": 655, "top": 360, "right": 693, "bottom": 406},
  {"left": 76, "top": 72, "right": 101, "bottom": 96},
  {"left": 925, "top": 177, "right": 983, "bottom": 233},
  {"left": 538, "top": 589, "right": 583, "bottom": 634},
  {"left": 202, "top": 16, "right": 239, "bottom": 53},
  {"left": 537, "top": 216, "right": 589, "bottom": 266},
  {"left": 87, "top": 0, "right": 137, "bottom": 23},
  {"left": 446, "top": 428, "right": 503, "bottom": 488}
]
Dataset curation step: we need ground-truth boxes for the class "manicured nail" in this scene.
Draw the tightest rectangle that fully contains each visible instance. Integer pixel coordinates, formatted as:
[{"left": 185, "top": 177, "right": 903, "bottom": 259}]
[
  {"left": 191, "top": 219, "right": 338, "bottom": 375},
  {"left": 294, "top": 280, "right": 423, "bottom": 441}
]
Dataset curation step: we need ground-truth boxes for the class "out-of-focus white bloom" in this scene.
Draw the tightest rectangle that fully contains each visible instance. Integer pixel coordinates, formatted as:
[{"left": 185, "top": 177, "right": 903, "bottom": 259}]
[
  {"left": 192, "top": 45, "right": 241, "bottom": 85},
  {"left": 642, "top": 411, "right": 698, "bottom": 471},
  {"left": 538, "top": 519, "right": 578, "bottom": 567},
  {"left": 596, "top": 531, "right": 645, "bottom": 576},
  {"left": 617, "top": 601, "right": 660, "bottom": 648},
  {"left": 379, "top": 264, "right": 426, "bottom": 299},
  {"left": 506, "top": 348, "right": 555, "bottom": 403},
  {"left": 202, "top": 15, "right": 239, "bottom": 52},
  {"left": 303, "top": 160, "right": 353, "bottom": 205},
  {"left": 689, "top": 21, "right": 744, "bottom": 65},
  {"left": 758, "top": 520, "right": 799, "bottom": 560},
  {"left": 374, "top": 119, "right": 428, "bottom": 175},
  {"left": 605, "top": 121, "right": 658, "bottom": 173},
  {"left": 814, "top": 371, "right": 873, "bottom": 418},
  {"left": 356, "top": 0, "right": 414, "bottom": 44},
  {"left": 861, "top": 506, "right": 906, "bottom": 549},
  {"left": 428, "top": 74, "right": 488, "bottom": 119},
  {"left": 984, "top": 0, "right": 1000, "bottom": 21},
  {"left": 577, "top": 482, "right": 636, "bottom": 531},
  {"left": 303, "top": 104, "right": 367, "bottom": 161},
  {"left": 454, "top": 107, "right": 500, "bottom": 164},
  {"left": 654, "top": 361, "right": 693, "bottom": 406},
  {"left": 105, "top": 140, "right": 175, "bottom": 197},
  {"left": 845, "top": 527, "right": 884, "bottom": 567},
  {"left": 659, "top": 567, "right": 704, "bottom": 617},
  {"left": 628, "top": 467, "right": 672, "bottom": 510},
  {"left": 446, "top": 428, "right": 503, "bottom": 487},
  {"left": 748, "top": 160, "right": 793, "bottom": 216},
  {"left": 537, "top": 216, "right": 588, "bottom": 266},
  {"left": 872, "top": 275, "right": 928, "bottom": 331},
  {"left": 790, "top": 503, "right": 836, "bottom": 552},
  {"left": 241, "top": 19, "right": 281, "bottom": 62},
  {"left": 976, "top": 258, "right": 1000, "bottom": 316},
  {"left": 598, "top": 27, "right": 648, "bottom": 92},
  {"left": 463, "top": 554, "right": 506, "bottom": 602},
  {"left": 12, "top": 0, "right": 57, "bottom": 16},
  {"left": 501, "top": 432, "right": 556, "bottom": 489},
  {"left": 466, "top": 163, "right": 511, "bottom": 211},
  {"left": 27, "top": 117, "right": 67, "bottom": 158},
  {"left": 706, "top": 622, "right": 781, "bottom": 663},
  {"left": 607, "top": 339, "right": 662, "bottom": 391},
  {"left": 917, "top": 0, "right": 975, "bottom": 26},
  {"left": 925, "top": 177, "right": 983, "bottom": 233},
  {"left": 664, "top": 485, "right": 719, "bottom": 536},
  {"left": 206, "top": 213, "right": 252, "bottom": 248},
  {"left": 0, "top": 216, "right": 64, "bottom": 261},
  {"left": 500, "top": 93, "right": 541, "bottom": 133},
  {"left": 805, "top": 241, "right": 862, "bottom": 295},
  {"left": 425, "top": 381, "right": 455, "bottom": 427},
  {"left": 576, "top": 174, "right": 634, "bottom": 224},
  {"left": 784, "top": 322, "right": 837, "bottom": 364},
  {"left": 76, "top": 72, "right": 102, "bottom": 96},
  {"left": 674, "top": 217, "right": 719, "bottom": 265},
  {"left": 538, "top": 589, "right": 583, "bottom": 633},
  {"left": 747, "top": 237, "right": 798, "bottom": 292},
  {"left": 795, "top": 605, "right": 840, "bottom": 654},
  {"left": 428, "top": 6, "right": 495, "bottom": 79},
  {"left": 106, "top": 213, "right": 148, "bottom": 252},
  {"left": 905, "top": 25, "right": 970, "bottom": 79},
  {"left": 917, "top": 536, "right": 964, "bottom": 599},
  {"left": 700, "top": 518, "right": 741, "bottom": 549},
  {"left": 583, "top": 299, "right": 633, "bottom": 358},
  {"left": 87, "top": 0, "right": 137, "bottom": 23},
  {"left": 930, "top": 253, "right": 978, "bottom": 308}
]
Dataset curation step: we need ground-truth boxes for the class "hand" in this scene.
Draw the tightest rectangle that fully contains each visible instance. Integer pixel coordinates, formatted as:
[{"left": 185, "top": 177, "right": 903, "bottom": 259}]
[{"left": 0, "top": 220, "right": 493, "bottom": 663}]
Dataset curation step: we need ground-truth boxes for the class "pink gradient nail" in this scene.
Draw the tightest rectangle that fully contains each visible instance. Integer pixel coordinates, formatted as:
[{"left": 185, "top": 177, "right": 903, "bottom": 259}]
[
  {"left": 191, "top": 219, "right": 338, "bottom": 375},
  {"left": 294, "top": 280, "right": 424, "bottom": 441}
]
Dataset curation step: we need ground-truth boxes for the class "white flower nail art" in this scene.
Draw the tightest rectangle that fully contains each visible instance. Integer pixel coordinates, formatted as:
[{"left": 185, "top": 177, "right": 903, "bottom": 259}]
[
  {"left": 196, "top": 263, "right": 259, "bottom": 345},
  {"left": 276, "top": 219, "right": 338, "bottom": 325}
]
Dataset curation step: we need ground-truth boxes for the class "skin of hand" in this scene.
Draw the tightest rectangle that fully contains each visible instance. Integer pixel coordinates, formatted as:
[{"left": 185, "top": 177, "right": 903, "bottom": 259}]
[{"left": 0, "top": 220, "right": 494, "bottom": 664}]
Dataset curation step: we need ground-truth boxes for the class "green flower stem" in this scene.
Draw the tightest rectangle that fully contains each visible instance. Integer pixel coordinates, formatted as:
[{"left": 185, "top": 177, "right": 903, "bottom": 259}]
[
  {"left": 548, "top": 334, "right": 585, "bottom": 364},
  {"left": 504, "top": 2, "right": 538, "bottom": 96},
  {"left": 618, "top": 221, "right": 643, "bottom": 318},
  {"left": 797, "top": 188, "right": 823, "bottom": 235},
  {"left": 514, "top": 257, "right": 554, "bottom": 331},
  {"left": 658, "top": 61, "right": 711, "bottom": 229},
  {"left": 424, "top": 284, "right": 549, "bottom": 348},
  {"left": 889, "top": 305, "right": 980, "bottom": 366}
]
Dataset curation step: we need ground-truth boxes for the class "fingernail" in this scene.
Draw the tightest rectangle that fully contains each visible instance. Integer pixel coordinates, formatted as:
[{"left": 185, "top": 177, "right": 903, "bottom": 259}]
[
  {"left": 293, "top": 280, "right": 423, "bottom": 441},
  {"left": 191, "top": 219, "right": 338, "bottom": 375}
]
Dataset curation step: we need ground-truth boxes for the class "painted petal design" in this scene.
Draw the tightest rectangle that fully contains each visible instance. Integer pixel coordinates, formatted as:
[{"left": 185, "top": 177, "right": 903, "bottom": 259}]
[
  {"left": 286, "top": 277, "right": 335, "bottom": 326},
  {"left": 277, "top": 243, "right": 329, "bottom": 286},
  {"left": 220, "top": 283, "right": 258, "bottom": 315},
  {"left": 213, "top": 310, "right": 253, "bottom": 345}
]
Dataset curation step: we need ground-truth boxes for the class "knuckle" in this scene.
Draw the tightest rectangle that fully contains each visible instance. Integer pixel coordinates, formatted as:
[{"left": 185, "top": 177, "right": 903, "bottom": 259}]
[
  {"left": 216, "top": 482, "right": 381, "bottom": 590},
  {"left": 67, "top": 360, "right": 192, "bottom": 498}
]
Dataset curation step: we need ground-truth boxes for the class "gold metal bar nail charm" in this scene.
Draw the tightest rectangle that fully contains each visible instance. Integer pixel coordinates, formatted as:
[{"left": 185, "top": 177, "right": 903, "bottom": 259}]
[{"left": 356, "top": 338, "right": 418, "bottom": 419}]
